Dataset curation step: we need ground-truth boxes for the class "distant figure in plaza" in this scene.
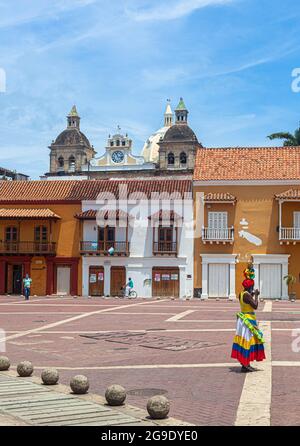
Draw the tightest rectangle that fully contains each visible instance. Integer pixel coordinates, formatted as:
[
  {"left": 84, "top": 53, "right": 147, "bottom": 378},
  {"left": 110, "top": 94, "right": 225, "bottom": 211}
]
[
  {"left": 23, "top": 273, "right": 32, "bottom": 301},
  {"left": 125, "top": 277, "right": 134, "bottom": 296},
  {"left": 231, "top": 266, "right": 266, "bottom": 372}
]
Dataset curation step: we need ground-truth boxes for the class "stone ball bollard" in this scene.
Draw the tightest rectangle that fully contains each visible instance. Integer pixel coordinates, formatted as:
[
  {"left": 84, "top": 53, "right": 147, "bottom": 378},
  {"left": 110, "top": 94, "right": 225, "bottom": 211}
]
[
  {"left": 41, "top": 368, "right": 59, "bottom": 385},
  {"left": 17, "top": 361, "right": 34, "bottom": 377},
  {"left": 70, "top": 375, "right": 89, "bottom": 394},
  {"left": 105, "top": 384, "right": 126, "bottom": 406},
  {"left": 147, "top": 395, "right": 170, "bottom": 420},
  {"left": 0, "top": 356, "right": 10, "bottom": 371}
]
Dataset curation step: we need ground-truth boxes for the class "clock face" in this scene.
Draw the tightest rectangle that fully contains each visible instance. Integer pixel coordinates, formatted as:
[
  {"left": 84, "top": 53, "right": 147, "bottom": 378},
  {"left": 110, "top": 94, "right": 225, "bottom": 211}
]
[{"left": 111, "top": 150, "right": 124, "bottom": 163}]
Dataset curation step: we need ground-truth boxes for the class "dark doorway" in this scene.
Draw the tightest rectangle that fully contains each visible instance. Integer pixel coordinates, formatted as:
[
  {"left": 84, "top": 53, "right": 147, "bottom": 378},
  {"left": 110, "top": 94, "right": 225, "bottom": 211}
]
[{"left": 12, "top": 264, "right": 23, "bottom": 294}]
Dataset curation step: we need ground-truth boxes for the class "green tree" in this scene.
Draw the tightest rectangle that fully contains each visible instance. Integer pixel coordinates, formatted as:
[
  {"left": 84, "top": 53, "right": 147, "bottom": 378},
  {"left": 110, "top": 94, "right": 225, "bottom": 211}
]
[{"left": 267, "top": 125, "right": 300, "bottom": 146}]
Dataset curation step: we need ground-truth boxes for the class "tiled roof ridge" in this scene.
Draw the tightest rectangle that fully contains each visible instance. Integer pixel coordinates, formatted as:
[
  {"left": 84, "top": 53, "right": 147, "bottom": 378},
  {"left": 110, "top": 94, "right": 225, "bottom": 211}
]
[
  {"left": 200, "top": 146, "right": 300, "bottom": 150},
  {"left": 0, "top": 178, "right": 192, "bottom": 202}
]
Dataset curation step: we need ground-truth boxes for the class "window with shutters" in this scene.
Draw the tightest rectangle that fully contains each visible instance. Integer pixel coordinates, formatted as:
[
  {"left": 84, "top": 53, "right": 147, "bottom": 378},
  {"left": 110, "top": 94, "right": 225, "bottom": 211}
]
[
  {"left": 35, "top": 226, "right": 48, "bottom": 242},
  {"left": 5, "top": 226, "right": 18, "bottom": 242},
  {"left": 293, "top": 212, "right": 300, "bottom": 228},
  {"left": 208, "top": 212, "right": 228, "bottom": 229}
]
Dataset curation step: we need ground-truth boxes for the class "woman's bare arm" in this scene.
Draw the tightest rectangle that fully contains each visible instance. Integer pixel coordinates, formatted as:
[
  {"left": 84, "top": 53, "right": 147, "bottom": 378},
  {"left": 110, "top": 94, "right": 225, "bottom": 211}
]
[{"left": 243, "top": 290, "right": 259, "bottom": 310}]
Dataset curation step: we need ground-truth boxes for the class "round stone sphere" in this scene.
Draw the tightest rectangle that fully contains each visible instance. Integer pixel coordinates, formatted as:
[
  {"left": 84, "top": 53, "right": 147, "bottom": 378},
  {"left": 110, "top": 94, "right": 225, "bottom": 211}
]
[
  {"left": 41, "top": 368, "right": 59, "bottom": 385},
  {"left": 70, "top": 375, "right": 89, "bottom": 394},
  {"left": 147, "top": 395, "right": 170, "bottom": 420},
  {"left": 17, "top": 361, "right": 34, "bottom": 377},
  {"left": 105, "top": 384, "right": 126, "bottom": 406},
  {"left": 0, "top": 356, "right": 10, "bottom": 371}
]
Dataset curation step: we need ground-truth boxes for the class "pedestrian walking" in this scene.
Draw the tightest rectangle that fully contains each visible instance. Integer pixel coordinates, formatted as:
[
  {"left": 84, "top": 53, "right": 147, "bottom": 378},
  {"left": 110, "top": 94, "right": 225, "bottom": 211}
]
[{"left": 23, "top": 273, "right": 32, "bottom": 301}]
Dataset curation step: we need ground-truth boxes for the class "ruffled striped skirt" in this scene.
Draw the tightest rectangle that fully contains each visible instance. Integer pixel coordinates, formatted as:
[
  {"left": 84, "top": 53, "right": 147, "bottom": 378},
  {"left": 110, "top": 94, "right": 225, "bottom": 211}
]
[{"left": 231, "top": 313, "right": 266, "bottom": 366}]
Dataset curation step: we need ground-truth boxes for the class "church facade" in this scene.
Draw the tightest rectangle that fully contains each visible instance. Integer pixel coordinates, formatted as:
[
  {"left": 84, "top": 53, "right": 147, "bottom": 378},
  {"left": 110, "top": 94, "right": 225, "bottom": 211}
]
[{"left": 44, "top": 99, "right": 200, "bottom": 180}]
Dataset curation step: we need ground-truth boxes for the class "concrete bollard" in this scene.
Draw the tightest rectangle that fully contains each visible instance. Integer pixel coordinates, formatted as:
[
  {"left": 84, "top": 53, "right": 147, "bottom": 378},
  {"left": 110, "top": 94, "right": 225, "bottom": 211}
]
[
  {"left": 17, "top": 361, "right": 34, "bottom": 377},
  {"left": 147, "top": 395, "right": 170, "bottom": 419},
  {"left": 41, "top": 368, "right": 59, "bottom": 385},
  {"left": 105, "top": 384, "right": 126, "bottom": 406},
  {"left": 70, "top": 375, "right": 89, "bottom": 394},
  {"left": 0, "top": 356, "right": 10, "bottom": 371}
]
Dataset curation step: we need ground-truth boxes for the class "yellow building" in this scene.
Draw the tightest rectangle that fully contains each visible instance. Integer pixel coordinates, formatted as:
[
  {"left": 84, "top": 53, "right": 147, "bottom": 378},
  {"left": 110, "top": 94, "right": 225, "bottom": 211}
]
[{"left": 193, "top": 146, "right": 300, "bottom": 300}]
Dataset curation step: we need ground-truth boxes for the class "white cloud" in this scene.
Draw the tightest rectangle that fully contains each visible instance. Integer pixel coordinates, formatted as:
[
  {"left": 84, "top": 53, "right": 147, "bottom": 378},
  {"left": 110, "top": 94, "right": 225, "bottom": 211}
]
[
  {"left": 126, "top": 0, "right": 235, "bottom": 22},
  {"left": 0, "top": 0, "right": 97, "bottom": 29}
]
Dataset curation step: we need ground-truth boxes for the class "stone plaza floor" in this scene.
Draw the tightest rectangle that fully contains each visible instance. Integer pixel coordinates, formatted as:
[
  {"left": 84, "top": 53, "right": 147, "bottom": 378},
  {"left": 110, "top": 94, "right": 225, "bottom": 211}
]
[{"left": 0, "top": 295, "right": 299, "bottom": 426}]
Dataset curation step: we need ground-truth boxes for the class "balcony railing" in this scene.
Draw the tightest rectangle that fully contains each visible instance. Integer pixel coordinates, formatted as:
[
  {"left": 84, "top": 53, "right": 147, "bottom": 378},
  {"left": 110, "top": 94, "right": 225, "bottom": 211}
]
[
  {"left": 153, "top": 241, "right": 177, "bottom": 255},
  {"left": 80, "top": 241, "right": 130, "bottom": 256},
  {"left": 202, "top": 227, "right": 234, "bottom": 243},
  {"left": 0, "top": 241, "right": 56, "bottom": 255},
  {"left": 280, "top": 227, "right": 300, "bottom": 241}
]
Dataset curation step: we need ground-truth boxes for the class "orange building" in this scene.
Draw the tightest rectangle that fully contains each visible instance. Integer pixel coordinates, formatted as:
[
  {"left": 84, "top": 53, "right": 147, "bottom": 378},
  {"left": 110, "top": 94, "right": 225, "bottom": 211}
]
[
  {"left": 0, "top": 181, "right": 83, "bottom": 296},
  {"left": 0, "top": 178, "right": 192, "bottom": 298},
  {"left": 193, "top": 147, "right": 300, "bottom": 300}
]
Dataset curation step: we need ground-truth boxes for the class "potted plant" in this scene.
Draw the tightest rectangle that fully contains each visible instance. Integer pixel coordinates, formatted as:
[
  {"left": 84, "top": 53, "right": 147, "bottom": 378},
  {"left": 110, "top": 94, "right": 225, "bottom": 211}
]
[{"left": 283, "top": 274, "right": 297, "bottom": 300}]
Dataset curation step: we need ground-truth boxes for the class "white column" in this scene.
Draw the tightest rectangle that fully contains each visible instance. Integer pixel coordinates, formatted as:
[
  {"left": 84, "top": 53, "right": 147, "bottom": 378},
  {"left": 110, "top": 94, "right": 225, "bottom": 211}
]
[
  {"left": 104, "top": 261, "right": 111, "bottom": 296},
  {"left": 82, "top": 259, "right": 89, "bottom": 297},
  {"left": 279, "top": 200, "right": 282, "bottom": 240},
  {"left": 201, "top": 259, "right": 208, "bottom": 300},
  {"left": 179, "top": 266, "right": 186, "bottom": 300},
  {"left": 253, "top": 262, "right": 259, "bottom": 291},
  {"left": 229, "top": 262, "right": 236, "bottom": 300},
  {"left": 282, "top": 262, "right": 289, "bottom": 300}
]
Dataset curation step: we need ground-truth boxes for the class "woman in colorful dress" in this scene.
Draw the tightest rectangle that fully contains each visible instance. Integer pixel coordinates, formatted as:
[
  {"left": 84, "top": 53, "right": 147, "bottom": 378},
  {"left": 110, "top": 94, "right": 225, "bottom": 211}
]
[{"left": 231, "top": 279, "right": 266, "bottom": 372}]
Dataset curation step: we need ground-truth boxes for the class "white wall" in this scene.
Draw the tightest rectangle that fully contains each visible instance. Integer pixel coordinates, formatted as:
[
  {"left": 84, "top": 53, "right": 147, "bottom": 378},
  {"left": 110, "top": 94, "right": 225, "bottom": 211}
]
[{"left": 81, "top": 200, "right": 194, "bottom": 299}]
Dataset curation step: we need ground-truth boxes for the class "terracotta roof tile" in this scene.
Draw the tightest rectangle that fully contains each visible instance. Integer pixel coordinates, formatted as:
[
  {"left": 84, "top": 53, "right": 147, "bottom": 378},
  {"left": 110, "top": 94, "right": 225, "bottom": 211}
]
[
  {"left": 0, "top": 208, "right": 60, "bottom": 219},
  {"left": 275, "top": 189, "right": 300, "bottom": 200},
  {"left": 194, "top": 147, "right": 300, "bottom": 181},
  {"left": 204, "top": 192, "right": 236, "bottom": 202},
  {"left": 0, "top": 179, "right": 192, "bottom": 203},
  {"left": 148, "top": 210, "right": 183, "bottom": 221},
  {"left": 75, "top": 209, "right": 131, "bottom": 220}
]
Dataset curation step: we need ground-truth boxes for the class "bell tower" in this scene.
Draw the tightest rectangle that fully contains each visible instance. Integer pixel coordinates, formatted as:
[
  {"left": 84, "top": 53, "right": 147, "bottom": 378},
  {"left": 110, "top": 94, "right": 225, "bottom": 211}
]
[
  {"left": 47, "top": 105, "right": 96, "bottom": 176},
  {"left": 175, "top": 97, "right": 188, "bottom": 124},
  {"left": 164, "top": 99, "right": 173, "bottom": 127},
  {"left": 67, "top": 105, "right": 80, "bottom": 129}
]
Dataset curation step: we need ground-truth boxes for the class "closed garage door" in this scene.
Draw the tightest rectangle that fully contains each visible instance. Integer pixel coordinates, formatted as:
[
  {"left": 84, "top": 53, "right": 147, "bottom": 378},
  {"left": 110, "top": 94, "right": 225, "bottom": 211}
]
[
  {"left": 152, "top": 268, "right": 179, "bottom": 298},
  {"left": 57, "top": 266, "right": 71, "bottom": 295},
  {"left": 260, "top": 264, "right": 282, "bottom": 299},
  {"left": 208, "top": 264, "right": 229, "bottom": 298}
]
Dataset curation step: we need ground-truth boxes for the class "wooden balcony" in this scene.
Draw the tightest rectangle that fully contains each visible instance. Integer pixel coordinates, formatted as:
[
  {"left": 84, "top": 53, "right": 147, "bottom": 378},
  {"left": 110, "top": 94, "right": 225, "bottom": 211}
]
[
  {"left": 0, "top": 241, "right": 56, "bottom": 255},
  {"left": 202, "top": 227, "right": 234, "bottom": 244},
  {"left": 153, "top": 241, "right": 178, "bottom": 256},
  {"left": 80, "top": 241, "right": 130, "bottom": 256},
  {"left": 280, "top": 227, "right": 300, "bottom": 244}
]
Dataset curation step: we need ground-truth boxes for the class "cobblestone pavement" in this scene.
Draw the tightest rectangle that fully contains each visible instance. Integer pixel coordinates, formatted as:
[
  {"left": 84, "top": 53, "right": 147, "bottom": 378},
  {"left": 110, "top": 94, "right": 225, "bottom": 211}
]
[{"left": 0, "top": 295, "right": 299, "bottom": 425}]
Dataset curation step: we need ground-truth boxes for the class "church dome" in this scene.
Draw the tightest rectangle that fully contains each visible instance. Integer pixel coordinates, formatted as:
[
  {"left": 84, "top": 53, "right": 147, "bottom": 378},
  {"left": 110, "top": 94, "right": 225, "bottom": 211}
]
[
  {"left": 53, "top": 105, "right": 92, "bottom": 147},
  {"left": 163, "top": 124, "right": 198, "bottom": 143},
  {"left": 54, "top": 128, "right": 91, "bottom": 147},
  {"left": 141, "top": 101, "right": 174, "bottom": 163},
  {"left": 142, "top": 126, "right": 170, "bottom": 163}
]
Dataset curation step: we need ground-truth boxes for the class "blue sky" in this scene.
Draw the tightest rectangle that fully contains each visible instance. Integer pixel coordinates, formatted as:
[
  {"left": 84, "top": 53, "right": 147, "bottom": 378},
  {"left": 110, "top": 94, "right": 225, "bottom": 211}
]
[{"left": 0, "top": 0, "right": 300, "bottom": 178}]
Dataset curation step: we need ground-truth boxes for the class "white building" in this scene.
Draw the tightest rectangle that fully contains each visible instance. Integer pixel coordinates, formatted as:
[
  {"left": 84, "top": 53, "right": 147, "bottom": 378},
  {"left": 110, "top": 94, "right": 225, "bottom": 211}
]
[{"left": 77, "top": 179, "right": 193, "bottom": 299}]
